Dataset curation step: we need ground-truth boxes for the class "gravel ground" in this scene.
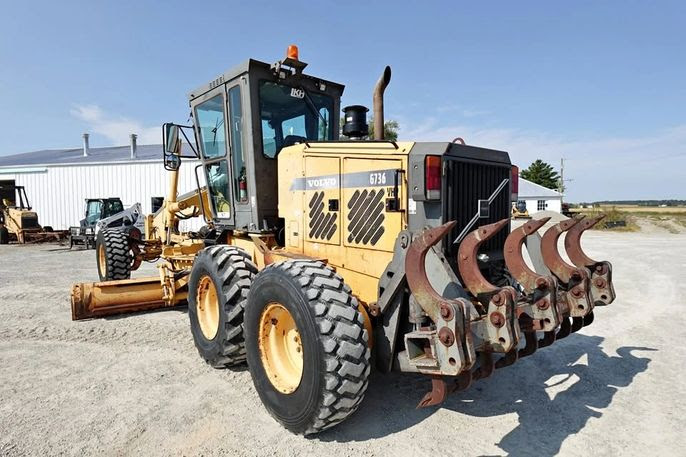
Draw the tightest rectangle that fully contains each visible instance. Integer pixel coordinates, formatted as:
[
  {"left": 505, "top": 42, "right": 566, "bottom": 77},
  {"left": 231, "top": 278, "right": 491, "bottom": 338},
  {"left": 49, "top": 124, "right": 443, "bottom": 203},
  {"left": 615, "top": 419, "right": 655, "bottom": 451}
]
[{"left": 1, "top": 231, "right": 684, "bottom": 456}]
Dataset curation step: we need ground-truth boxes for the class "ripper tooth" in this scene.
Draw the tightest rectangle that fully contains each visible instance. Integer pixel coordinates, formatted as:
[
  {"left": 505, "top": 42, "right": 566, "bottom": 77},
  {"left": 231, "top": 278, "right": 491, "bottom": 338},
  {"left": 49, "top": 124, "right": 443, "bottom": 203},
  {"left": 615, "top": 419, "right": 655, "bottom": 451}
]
[{"left": 564, "top": 215, "right": 616, "bottom": 306}]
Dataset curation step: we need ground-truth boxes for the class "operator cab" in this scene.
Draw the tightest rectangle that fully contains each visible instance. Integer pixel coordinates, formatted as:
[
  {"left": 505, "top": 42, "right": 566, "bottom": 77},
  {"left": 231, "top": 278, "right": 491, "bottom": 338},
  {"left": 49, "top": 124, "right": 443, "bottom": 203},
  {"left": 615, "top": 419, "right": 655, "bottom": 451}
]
[
  {"left": 175, "top": 46, "right": 344, "bottom": 233},
  {"left": 83, "top": 198, "right": 124, "bottom": 227}
]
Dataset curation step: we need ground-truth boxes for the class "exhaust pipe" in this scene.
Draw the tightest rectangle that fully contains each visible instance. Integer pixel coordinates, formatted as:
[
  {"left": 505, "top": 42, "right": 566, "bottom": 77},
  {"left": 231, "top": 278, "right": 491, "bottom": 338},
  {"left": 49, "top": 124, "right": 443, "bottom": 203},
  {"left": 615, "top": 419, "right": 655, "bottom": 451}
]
[{"left": 373, "top": 66, "right": 392, "bottom": 140}]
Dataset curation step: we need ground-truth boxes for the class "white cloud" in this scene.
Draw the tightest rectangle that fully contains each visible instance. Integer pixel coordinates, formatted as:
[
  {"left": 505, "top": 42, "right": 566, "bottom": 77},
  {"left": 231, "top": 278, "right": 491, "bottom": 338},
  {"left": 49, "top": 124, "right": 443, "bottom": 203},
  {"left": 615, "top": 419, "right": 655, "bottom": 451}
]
[
  {"left": 400, "top": 119, "right": 686, "bottom": 201},
  {"left": 70, "top": 104, "right": 160, "bottom": 145},
  {"left": 434, "top": 105, "right": 491, "bottom": 118}
]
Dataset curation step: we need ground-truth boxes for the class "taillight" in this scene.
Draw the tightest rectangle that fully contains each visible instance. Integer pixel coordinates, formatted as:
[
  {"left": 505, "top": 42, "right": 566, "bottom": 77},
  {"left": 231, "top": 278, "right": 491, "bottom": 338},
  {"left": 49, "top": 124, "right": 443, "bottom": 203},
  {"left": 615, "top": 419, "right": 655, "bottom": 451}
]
[
  {"left": 511, "top": 165, "right": 519, "bottom": 201},
  {"left": 425, "top": 155, "right": 441, "bottom": 200}
]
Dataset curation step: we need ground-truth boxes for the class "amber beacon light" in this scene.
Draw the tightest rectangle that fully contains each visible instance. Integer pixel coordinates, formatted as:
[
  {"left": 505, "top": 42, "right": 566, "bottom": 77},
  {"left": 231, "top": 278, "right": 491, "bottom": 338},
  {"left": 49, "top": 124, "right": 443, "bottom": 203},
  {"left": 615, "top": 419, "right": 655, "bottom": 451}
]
[{"left": 287, "top": 44, "right": 299, "bottom": 60}]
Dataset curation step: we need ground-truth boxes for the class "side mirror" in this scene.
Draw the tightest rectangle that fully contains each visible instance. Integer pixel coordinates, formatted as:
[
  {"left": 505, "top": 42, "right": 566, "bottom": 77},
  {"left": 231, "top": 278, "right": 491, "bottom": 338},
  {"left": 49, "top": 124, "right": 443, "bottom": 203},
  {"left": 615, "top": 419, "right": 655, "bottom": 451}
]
[
  {"left": 164, "top": 152, "right": 181, "bottom": 171},
  {"left": 162, "top": 123, "right": 182, "bottom": 171},
  {"left": 164, "top": 123, "right": 180, "bottom": 154}
]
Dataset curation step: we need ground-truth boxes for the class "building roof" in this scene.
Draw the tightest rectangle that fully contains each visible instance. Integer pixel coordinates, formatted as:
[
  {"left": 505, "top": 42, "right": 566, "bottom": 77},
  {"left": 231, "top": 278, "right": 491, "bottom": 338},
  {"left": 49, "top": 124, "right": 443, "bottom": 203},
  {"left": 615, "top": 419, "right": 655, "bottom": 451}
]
[
  {"left": 519, "top": 178, "right": 562, "bottom": 199},
  {"left": 0, "top": 143, "right": 197, "bottom": 168}
]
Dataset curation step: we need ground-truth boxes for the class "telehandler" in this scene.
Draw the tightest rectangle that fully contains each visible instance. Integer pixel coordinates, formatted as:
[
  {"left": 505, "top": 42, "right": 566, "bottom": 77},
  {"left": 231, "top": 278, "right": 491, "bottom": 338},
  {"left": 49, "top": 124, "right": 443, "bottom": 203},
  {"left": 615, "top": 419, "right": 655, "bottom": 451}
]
[{"left": 71, "top": 46, "right": 615, "bottom": 435}]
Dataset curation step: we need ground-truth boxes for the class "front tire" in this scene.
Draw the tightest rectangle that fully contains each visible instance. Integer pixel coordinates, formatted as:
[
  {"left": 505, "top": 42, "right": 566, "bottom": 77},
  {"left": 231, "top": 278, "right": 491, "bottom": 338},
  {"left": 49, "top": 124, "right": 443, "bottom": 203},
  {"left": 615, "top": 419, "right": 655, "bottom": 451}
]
[
  {"left": 245, "top": 260, "right": 370, "bottom": 435},
  {"left": 188, "top": 246, "right": 257, "bottom": 367},
  {"left": 95, "top": 229, "right": 132, "bottom": 281}
]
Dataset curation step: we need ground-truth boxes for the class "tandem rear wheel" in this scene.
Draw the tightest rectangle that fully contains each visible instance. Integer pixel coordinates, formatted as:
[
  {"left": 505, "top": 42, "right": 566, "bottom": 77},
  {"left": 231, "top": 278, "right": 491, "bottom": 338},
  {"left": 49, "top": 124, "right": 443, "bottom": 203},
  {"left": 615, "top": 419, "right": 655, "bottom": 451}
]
[
  {"left": 244, "top": 260, "right": 370, "bottom": 435},
  {"left": 188, "top": 245, "right": 258, "bottom": 367}
]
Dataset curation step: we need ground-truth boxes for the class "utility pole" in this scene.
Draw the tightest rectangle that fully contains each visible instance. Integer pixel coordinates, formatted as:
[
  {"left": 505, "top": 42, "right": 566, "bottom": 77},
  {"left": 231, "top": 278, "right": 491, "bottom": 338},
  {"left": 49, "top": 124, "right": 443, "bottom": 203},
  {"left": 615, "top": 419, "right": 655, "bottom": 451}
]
[
  {"left": 559, "top": 158, "right": 565, "bottom": 202},
  {"left": 559, "top": 158, "right": 573, "bottom": 204}
]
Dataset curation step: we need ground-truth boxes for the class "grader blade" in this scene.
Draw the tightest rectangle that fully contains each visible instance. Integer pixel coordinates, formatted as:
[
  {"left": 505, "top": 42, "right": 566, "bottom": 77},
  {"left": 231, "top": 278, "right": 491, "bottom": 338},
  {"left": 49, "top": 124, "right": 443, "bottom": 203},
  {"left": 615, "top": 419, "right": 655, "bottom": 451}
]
[
  {"left": 564, "top": 215, "right": 616, "bottom": 306},
  {"left": 503, "top": 217, "right": 561, "bottom": 334},
  {"left": 70, "top": 277, "right": 186, "bottom": 320},
  {"left": 540, "top": 218, "right": 593, "bottom": 322}
]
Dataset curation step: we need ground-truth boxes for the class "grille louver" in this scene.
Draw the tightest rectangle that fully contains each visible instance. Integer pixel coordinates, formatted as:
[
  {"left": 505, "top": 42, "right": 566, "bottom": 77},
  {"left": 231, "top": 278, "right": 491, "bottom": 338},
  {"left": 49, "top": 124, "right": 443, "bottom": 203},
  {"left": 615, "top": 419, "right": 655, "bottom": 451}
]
[{"left": 444, "top": 159, "right": 510, "bottom": 257}]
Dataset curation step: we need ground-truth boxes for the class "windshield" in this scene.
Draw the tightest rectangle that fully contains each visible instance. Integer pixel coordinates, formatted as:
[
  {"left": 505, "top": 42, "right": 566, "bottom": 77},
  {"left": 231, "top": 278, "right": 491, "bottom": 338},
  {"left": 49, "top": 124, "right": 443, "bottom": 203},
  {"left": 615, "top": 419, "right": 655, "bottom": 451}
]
[
  {"left": 258, "top": 80, "right": 333, "bottom": 158},
  {"left": 103, "top": 200, "right": 124, "bottom": 217}
]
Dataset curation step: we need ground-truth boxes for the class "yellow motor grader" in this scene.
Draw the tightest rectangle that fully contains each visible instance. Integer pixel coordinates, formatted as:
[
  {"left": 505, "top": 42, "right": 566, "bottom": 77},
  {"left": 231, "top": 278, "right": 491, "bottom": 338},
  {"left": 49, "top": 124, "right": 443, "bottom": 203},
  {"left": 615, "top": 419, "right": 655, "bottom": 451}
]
[{"left": 71, "top": 46, "right": 615, "bottom": 435}]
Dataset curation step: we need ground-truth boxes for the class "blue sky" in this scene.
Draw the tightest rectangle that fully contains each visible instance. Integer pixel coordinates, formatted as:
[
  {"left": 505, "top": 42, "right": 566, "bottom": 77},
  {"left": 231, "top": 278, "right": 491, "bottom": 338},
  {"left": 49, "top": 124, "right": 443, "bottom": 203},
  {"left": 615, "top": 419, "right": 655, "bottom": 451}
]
[{"left": 1, "top": 1, "right": 684, "bottom": 201}]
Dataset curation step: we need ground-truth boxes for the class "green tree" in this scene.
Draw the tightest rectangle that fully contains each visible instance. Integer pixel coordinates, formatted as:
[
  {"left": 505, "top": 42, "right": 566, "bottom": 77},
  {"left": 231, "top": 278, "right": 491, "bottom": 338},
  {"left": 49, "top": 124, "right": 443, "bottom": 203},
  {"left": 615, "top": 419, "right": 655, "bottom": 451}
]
[
  {"left": 367, "top": 119, "right": 400, "bottom": 141},
  {"left": 339, "top": 118, "right": 400, "bottom": 141},
  {"left": 520, "top": 159, "right": 561, "bottom": 190}
]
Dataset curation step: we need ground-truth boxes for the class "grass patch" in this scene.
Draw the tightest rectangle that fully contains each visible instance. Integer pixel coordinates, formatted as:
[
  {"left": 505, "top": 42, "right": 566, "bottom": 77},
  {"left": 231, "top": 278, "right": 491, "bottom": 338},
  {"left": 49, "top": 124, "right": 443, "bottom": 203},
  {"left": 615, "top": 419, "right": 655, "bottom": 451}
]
[{"left": 578, "top": 208, "right": 640, "bottom": 232}]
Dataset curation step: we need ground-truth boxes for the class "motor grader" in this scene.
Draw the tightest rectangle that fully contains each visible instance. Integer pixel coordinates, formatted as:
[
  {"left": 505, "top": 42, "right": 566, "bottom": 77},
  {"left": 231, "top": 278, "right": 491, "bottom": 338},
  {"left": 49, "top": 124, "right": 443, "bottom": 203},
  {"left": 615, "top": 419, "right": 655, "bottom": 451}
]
[{"left": 71, "top": 46, "right": 615, "bottom": 435}]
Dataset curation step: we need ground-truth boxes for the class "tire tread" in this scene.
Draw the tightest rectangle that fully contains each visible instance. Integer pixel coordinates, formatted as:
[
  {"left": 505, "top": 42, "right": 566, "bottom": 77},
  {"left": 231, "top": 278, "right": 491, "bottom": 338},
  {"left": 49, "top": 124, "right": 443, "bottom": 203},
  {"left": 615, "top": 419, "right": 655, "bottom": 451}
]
[
  {"left": 193, "top": 245, "right": 257, "bottom": 367},
  {"left": 259, "top": 260, "right": 370, "bottom": 435}
]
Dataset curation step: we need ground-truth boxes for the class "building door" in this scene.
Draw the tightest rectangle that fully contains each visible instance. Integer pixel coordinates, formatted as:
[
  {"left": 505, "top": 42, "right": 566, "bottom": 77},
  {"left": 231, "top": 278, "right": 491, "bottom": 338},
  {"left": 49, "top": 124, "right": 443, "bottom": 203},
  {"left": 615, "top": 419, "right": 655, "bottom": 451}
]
[{"left": 0, "top": 180, "right": 16, "bottom": 206}]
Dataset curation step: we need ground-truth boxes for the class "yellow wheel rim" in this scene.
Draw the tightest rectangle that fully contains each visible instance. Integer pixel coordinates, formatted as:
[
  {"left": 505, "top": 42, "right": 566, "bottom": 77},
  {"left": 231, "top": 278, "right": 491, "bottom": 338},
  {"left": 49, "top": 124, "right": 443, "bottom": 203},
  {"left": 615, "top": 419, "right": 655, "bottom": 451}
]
[
  {"left": 196, "top": 275, "right": 220, "bottom": 340},
  {"left": 258, "top": 302, "right": 304, "bottom": 394},
  {"left": 98, "top": 244, "right": 106, "bottom": 275}
]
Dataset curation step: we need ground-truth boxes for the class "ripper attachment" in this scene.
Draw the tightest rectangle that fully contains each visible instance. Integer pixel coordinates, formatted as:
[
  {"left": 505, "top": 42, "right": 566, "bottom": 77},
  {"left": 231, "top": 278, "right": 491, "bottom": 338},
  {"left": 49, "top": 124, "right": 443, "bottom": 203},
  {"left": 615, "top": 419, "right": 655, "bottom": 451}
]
[{"left": 403, "top": 215, "right": 615, "bottom": 408}]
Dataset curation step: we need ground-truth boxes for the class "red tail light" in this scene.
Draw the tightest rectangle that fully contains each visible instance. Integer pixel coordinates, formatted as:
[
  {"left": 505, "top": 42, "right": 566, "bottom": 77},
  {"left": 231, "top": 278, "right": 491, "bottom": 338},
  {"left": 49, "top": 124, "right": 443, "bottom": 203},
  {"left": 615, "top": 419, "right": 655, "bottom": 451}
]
[
  {"left": 425, "top": 155, "right": 441, "bottom": 200},
  {"left": 511, "top": 165, "right": 519, "bottom": 201}
]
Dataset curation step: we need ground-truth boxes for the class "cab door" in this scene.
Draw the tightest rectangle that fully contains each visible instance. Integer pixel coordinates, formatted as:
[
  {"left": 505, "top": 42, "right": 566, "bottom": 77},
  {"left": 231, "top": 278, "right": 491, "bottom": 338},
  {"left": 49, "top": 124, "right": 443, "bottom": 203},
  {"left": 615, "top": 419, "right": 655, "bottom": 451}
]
[{"left": 193, "top": 88, "right": 235, "bottom": 225}]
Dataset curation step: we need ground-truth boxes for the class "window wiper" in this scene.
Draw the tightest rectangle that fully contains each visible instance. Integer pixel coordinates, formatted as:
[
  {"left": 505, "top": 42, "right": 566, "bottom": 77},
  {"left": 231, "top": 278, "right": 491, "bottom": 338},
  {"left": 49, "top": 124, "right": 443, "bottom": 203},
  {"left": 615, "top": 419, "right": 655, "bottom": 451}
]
[
  {"left": 211, "top": 117, "right": 225, "bottom": 146},
  {"left": 300, "top": 86, "right": 327, "bottom": 130}
]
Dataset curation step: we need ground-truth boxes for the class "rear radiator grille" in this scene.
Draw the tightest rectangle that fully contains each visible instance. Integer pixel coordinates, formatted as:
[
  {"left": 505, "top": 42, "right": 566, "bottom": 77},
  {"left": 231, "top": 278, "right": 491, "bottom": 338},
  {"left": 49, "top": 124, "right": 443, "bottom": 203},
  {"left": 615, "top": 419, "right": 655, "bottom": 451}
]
[{"left": 444, "top": 159, "right": 510, "bottom": 257}]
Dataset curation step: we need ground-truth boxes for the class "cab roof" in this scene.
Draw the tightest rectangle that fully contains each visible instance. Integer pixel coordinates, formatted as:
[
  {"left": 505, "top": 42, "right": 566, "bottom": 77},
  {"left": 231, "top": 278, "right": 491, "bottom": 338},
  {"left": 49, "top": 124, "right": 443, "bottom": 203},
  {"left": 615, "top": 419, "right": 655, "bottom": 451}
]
[{"left": 188, "top": 58, "right": 346, "bottom": 101}]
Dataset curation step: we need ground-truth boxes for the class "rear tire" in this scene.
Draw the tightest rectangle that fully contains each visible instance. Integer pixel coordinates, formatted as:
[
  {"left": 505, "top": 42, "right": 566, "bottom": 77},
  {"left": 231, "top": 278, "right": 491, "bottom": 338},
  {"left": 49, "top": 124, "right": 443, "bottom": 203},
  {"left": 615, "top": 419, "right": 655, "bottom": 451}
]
[
  {"left": 245, "top": 260, "right": 370, "bottom": 435},
  {"left": 188, "top": 245, "right": 257, "bottom": 367},
  {"left": 0, "top": 226, "right": 8, "bottom": 244},
  {"left": 95, "top": 229, "right": 132, "bottom": 281}
]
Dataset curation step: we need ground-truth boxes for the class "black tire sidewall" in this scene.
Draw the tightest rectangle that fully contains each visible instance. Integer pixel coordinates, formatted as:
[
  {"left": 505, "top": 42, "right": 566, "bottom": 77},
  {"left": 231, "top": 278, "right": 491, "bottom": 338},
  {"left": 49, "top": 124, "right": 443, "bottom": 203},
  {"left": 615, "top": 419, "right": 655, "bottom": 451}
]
[
  {"left": 0, "top": 226, "right": 8, "bottom": 244},
  {"left": 188, "top": 254, "right": 229, "bottom": 357},
  {"left": 244, "top": 268, "right": 324, "bottom": 433}
]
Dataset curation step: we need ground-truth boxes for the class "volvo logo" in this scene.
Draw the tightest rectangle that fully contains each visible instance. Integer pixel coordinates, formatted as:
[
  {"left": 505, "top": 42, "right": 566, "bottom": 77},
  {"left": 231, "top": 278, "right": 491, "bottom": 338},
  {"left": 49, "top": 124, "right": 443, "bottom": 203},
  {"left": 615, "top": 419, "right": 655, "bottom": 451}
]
[{"left": 307, "top": 177, "right": 337, "bottom": 189}]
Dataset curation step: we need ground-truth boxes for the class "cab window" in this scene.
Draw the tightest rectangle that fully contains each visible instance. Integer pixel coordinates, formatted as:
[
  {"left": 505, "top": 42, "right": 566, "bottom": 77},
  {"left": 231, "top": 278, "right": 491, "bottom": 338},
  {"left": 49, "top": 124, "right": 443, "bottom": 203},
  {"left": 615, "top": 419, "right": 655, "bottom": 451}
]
[
  {"left": 258, "top": 81, "right": 333, "bottom": 158},
  {"left": 206, "top": 161, "right": 231, "bottom": 218},
  {"left": 228, "top": 85, "right": 248, "bottom": 203},
  {"left": 195, "top": 94, "right": 227, "bottom": 159},
  {"left": 86, "top": 201, "right": 102, "bottom": 224},
  {"left": 103, "top": 200, "right": 123, "bottom": 217}
]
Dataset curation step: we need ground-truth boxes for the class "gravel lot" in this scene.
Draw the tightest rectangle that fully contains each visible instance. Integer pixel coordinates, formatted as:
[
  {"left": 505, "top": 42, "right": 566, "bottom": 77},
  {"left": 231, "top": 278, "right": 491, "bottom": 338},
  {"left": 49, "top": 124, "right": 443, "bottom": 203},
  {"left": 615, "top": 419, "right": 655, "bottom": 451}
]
[{"left": 1, "top": 231, "right": 684, "bottom": 456}]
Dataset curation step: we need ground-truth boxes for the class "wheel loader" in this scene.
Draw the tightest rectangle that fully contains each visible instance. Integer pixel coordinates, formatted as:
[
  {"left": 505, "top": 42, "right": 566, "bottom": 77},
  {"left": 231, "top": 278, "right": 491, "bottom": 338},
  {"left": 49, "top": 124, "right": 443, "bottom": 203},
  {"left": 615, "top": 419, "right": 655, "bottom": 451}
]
[
  {"left": 71, "top": 45, "right": 616, "bottom": 435},
  {"left": 0, "top": 184, "right": 67, "bottom": 244}
]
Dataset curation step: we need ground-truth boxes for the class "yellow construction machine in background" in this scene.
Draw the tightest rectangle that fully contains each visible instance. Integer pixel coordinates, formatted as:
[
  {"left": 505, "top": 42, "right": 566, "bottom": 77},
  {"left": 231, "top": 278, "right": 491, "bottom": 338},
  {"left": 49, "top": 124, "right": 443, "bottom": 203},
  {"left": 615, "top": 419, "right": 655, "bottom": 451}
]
[{"left": 0, "top": 185, "right": 67, "bottom": 244}]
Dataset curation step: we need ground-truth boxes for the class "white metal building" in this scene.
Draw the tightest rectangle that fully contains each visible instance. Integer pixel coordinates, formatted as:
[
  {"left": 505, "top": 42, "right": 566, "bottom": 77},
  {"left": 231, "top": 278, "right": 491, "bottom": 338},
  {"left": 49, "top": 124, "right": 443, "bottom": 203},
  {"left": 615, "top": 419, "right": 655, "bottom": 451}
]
[
  {"left": 517, "top": 178, "right": 563, "bottom": 214},
  {"left": 0, "top": 134, "right": 204, "bottom": 231}
]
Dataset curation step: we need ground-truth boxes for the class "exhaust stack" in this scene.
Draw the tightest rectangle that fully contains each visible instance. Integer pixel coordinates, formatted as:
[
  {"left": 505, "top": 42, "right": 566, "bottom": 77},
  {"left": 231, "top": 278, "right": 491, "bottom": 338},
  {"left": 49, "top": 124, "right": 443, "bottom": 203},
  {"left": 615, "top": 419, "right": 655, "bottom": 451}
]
[
  {"left": 373, "top": 66, "right": 392, "bottom": 140},
  {"left": 130, "top": 133, "right": 138, "bottom": 159},
  {"left": 82, "top": 133, "right": 90, "bottom": 157}
]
